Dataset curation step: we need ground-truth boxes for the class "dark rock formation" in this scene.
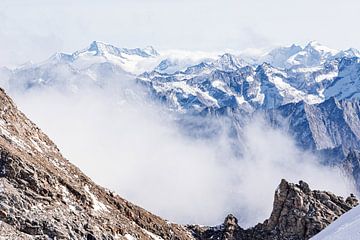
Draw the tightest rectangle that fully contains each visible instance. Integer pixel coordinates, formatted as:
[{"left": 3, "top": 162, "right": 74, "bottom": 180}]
[
  {"left": 0, "top": 88, "right": 192, "bottom": 240},
  {"left": 189, "top": 179, "right": 358, "bottom": 240},
  {"left": 188, "top": 214, "right": 248, "bottom": 240}
]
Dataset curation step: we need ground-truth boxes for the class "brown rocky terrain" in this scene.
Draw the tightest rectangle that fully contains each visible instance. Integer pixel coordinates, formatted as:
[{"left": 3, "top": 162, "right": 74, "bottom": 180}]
[
  {"left": 0, "top": 88, "right": 193, "bottom": 239},
  {"left": 0, "top": 87, "right": 358, "bottom": 239}
]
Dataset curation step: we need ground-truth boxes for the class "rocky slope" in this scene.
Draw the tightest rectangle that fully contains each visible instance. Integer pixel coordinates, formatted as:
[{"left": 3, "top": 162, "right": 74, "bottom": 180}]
[
  {"left": 0, "top": 87, "right": 193, "bottom": 239},
  {"left": 189, "top": 179, "right": 358, "bottom": 240}
]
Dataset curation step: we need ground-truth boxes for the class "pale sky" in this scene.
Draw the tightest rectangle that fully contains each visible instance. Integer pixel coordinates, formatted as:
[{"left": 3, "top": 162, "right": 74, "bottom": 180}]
[{"left": 1, "top": 0, "right": 360, "bottom": 66}]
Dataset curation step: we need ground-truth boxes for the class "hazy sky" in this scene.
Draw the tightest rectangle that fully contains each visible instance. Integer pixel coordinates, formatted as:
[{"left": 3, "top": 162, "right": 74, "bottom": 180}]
[{"left": 1, "top": 0, "right": 360, "bottom": 66}]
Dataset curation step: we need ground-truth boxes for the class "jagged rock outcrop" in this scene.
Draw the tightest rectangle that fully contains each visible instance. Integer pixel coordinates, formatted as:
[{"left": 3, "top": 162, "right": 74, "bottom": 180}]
[
  {"left": 189, "top": 179, "right": 358, "bottom": 240},
  {"left": 188, "top": 214, "right": 248, "bottom": 240},
  {"left": 0, "top": 88, "right": 193, "bottom": 240},
  {"left": 258, "top": 179, "right": 358, "bottom": 239}
]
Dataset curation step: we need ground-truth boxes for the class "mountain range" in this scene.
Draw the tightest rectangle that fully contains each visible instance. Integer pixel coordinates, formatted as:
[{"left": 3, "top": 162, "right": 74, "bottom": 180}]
[
  {"left": 3, "top": 41, "right": 360, "bottom": 158},
  {"left": 3, "top": 40, "right": 360, "bottom": 172},
  {"left": 0, "top": 85, "right": 357, "bottom": 239},
  {"left": 2, "top": 40, "right": 360, "bottom": 238}
]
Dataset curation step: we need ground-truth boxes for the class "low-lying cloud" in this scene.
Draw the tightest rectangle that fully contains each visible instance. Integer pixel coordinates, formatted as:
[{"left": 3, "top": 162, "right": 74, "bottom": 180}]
[{"left": 8, "top": 81, "right": 356, "bottom": 227}]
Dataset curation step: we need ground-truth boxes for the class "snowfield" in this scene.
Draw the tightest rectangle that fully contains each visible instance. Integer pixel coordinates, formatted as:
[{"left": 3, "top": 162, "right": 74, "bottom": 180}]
[{"left": 311, "top": 205, "right": 360, "bottom": 240}]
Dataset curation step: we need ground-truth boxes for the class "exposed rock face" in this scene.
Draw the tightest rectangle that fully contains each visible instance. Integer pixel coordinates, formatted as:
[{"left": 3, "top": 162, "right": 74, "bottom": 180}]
[
  {"left": 189, "top": 179, "right": 358, "bottom": 240},
  {"left": 343, "top": 150, "right": 360, "bottom": 191},
  {"left": 259, "top": 179, "right": 358, "bottom": 239},
  {"left": 0, "top": 88, "right": 193, "bottom": 239},
  {"left": 268, "top": 98, "right": 360, "bottom": 154}
]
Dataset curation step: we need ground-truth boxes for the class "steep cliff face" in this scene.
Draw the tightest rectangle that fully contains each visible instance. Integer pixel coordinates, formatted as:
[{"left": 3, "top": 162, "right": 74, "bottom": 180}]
[
  {"left": 189, "top": 180, "right": 358, "bottom": 240},
  {"left": 0, "top": 87, "right": 193, "bottom": 239},
  {"left": 342, "top": 150, "right": 360, "bottom": 191}
]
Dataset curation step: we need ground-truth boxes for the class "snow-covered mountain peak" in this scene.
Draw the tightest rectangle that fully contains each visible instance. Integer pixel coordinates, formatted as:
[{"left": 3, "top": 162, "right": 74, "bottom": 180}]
[
  {"left": 213, "top": 53, "right": 246, "bottom": 71},
  {"left": 261, "top": 41, "right": 340, "bottom": 69},
  {"left": 304, "top": 41, "right": 338, "bottom": 55},
  {"left": 261, "top": 44, "right": 303, "bottom": 68},
  {"left": 49, "top": 52, "right": 74, "bottom": 63},
  {"left": 142, "top": 46, "right": 160, "bottom": 57},
  {"left": 87, "top": 40, "right": 116, "bottom": 56},
  {"left": 345, "top": 47, "right": 360, "bottom": 56},
  {"left": 5, "top": 40, "right": 360, "bottom": 108},
  {"left": 324, "top": 57, "right": 360, "bottom": 100},
  {"left": 338, "top": 56, "right": 360, "bottom": 70},
  {"left": 29, "top": 41, "right": 160, "bottom": 75},
  {"left": 217, "top": 53, "right": 239, "bottom": 62},
  {"left": 76, "top": 41, "right": 159, "bottom": 59},
  {"left": 285, "top": 41, "right": 338, "bottom": 68},
  {"left": 266, "top": 44, "right": 302, "bottom": 58},
  {"left": 183, "top": 61, "right": 212, "bottom": 75},
  {"left": 166, "top": 53, "right": 246, "bottom": 75},
  {"left": 257, "top": 62, "right": 275, "bottom": 73},
  {"left": 335, "top": 47, "right": 360, "bottom": 59},
  {"left": 154, "top": 59, "right": 176, "bottom": 73}
]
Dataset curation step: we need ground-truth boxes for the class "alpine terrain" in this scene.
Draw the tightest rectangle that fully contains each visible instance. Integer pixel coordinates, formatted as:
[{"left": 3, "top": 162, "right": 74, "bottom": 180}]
[
  {"left": 2, "top": 40, "right": 360, "bottom": 239},
  {"left": 0, "top": 86, "right": 358, "bottom": 239}
]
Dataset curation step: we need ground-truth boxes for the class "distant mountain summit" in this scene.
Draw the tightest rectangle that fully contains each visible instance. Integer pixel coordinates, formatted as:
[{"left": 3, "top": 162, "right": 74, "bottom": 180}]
[
  {"left": 261, "top": 41, "right": 348, "bottom": 69},
  {"left": 79, "top": 41, "right": 159, "bottom": 58},
  {"left": 47, "top": 41, "right": 159, "bottom": 65}
]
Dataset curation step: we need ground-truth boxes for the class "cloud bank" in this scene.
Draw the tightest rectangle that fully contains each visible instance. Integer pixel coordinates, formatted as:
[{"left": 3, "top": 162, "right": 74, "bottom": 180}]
[{"left": 7, "top": 80, "right": 355, "bottom": 228}]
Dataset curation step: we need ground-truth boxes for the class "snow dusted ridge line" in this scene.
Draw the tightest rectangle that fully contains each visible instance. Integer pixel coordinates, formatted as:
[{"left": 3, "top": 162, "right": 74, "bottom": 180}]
[
  {"left": 137, "top": 42, "right": 360, "bottom": 113},
  {"left": 5, "top": 39, "right": 358, "bottom": 113}
]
